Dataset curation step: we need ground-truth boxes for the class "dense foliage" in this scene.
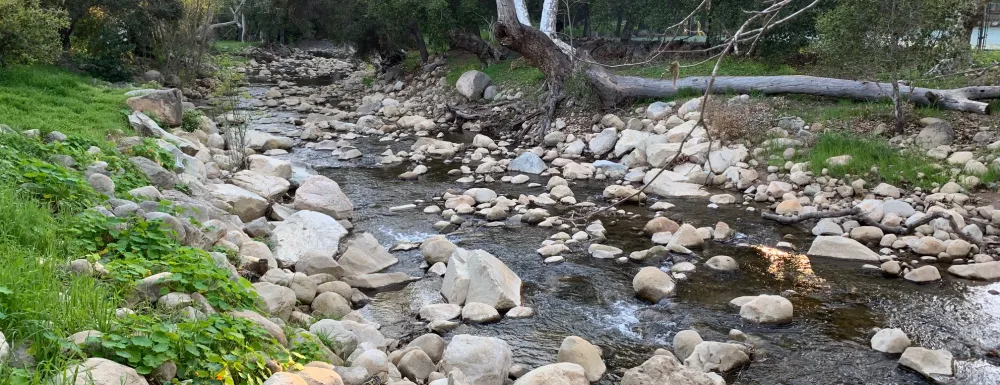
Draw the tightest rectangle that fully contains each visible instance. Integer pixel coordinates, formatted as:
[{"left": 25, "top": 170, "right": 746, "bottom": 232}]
[
  {"left": 0, "top": 0, "right": 68, "bottom": 66},
  {"left": 813, "top": 0, "right": 979, "bottom": 78}
]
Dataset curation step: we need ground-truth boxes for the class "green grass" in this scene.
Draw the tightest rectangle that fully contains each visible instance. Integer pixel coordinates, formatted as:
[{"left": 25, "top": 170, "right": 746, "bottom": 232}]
[
  {"left": 778, "top": 98, "right": 895, "bottom": 123},
  {"left": 782, "top": 131, "right": 951, "bottom": 189},
  {"left": 0, "top": 187, "right": 117, "bottom": 383},
  {"left": 445, "top": 54, "right": 545, "bottom": 89},
  {"left": 0, "top": 66, "right": 131, "bottom": 142},
  {"left": 214, "top": 40, "right": 257, "bottom": 55}
]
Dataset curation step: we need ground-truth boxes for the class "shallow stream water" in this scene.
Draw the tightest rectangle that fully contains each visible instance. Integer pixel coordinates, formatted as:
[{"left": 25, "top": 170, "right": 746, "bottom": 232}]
[{"left": 245, "top": 81, "right": 1000, "bottom": 385}]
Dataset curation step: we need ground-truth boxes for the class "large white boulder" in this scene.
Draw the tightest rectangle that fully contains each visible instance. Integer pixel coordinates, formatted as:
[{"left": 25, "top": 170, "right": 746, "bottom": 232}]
[
  {"left": 509, "top": 152, "right": 546, "bottom": 174},
  {"left": 673, "top": 330, "right": 703, "bottom": 360},
  {"left": 292, "top": 175, "right": 354, "bottom": 219},
  {"left": 899, "top": 347, "right": 954, "bottom": 378},
  {"left": 253, "top": 282, "right": 297, "bottom": 320},
  {"left": 248, "top": 155, "right": 292, "bottom": 180},
  {"left": 231, "top": 170, "right": 290, "bottom": 201},
  {"left": 633, "top": 267, "right": 676, "bottom": 302},
  {"left": 513, "top": 363, "right": 588, "bottom": 385},
  {"left": 338, "top": 232, "right": 398, "bottom": 275},
  {"left": 642, "top": 169, "right": 709, "bottom": 198},
  {"left": 456, "top": 70, "right": 492, "bottom": 100},
  {"left": 614, "top": 129, "right": 651, "bottom": 157},
  {"left": 621, "top": 354, "right": 720, "bottom": 385},
  {"left": 439, "top": 335, "right": 512, "bottom": 385},
  {"left": 556, "top": 336, "right": 606, "bottom": 382},
  {"left": 270, "top": 210, "right": 348, "bottom": 267},
  {"left": 589, "top": 128, "right": 618, "bottom": 156},
  {"left": 442, "top": 248, "right": 522, "bottom": 309},
  {"left": 947, "top": 261, "right": 1000, "bottom": 281},
  {"left": 207, "top": 183, "right": 269, "bottom": 222},
  {"left": 871, "top": 328, "right": 911, "bottom": 353},
  {"left": 738, "top": 295, "right": 793, "bottom": 324},
  {"left": 56, "top": 358, "right": 149, "bottom": 385},
  {"left": 806, "top": 236, "right": 881, "bottom": 261},
  {"left": 683, "top": 341, "right": 750, "bottom": 373}
]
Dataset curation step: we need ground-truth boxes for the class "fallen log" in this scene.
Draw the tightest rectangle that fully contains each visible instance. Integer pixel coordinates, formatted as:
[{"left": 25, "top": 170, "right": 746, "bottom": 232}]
[{"left": 585, "top": 73, "right": 1000, "bottom": 114}]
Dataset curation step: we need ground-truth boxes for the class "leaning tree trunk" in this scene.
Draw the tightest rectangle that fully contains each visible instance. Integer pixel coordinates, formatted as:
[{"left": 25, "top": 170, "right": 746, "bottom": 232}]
[
  {"left": 494, "top": 0, "right": 574, "bottom": 139},
  {"left": 409, "top": 22, "right": 429, "bottom": 63},
  {"left": 449, "top": 30, "right": 506, "bottom": 64}
]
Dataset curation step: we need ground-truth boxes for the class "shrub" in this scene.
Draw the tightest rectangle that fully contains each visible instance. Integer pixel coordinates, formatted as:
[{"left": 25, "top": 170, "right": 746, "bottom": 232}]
[
  {"left": 73, "top": 21, "right": 137, "bottom": 82},
  {"left": 704, "top": 98, "right": 776, "bottom": 143},
  {"left": 97, "top": 313, "right": 296, "bottom": 382},
  {"left": 71, "top": 213, "right": 258, "bottom": 311},
  {"left": 182, "top": 109, "right": 204, "bottom": 133},
  {"left": 0, "top": 0, "right": 68, "bottom": 66},
  {"left": 123, "top": 138, "right": 176, "bottom": 169}
]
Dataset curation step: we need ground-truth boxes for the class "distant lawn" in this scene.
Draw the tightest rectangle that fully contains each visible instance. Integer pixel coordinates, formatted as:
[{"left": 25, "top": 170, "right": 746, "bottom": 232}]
[
  {"left": 445, "top": 53, "right": 545, "bottom": 89},
  {"left": 0, "top": 66, "right": 131, "bottom": 142},
  {"left": 214, "top": 40, "right": 257, "bottom": 55}
]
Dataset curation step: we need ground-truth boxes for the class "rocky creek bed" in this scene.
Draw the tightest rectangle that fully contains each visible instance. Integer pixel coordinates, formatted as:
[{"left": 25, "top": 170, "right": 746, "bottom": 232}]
[{"left": 223, "top": 51, "right": 1000, "bottom": 385}]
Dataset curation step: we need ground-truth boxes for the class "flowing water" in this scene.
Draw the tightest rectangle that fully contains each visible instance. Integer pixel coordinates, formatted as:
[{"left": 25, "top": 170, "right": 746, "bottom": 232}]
[{"left": 245, "top": 81, "right": 1000, "bottom": 385}]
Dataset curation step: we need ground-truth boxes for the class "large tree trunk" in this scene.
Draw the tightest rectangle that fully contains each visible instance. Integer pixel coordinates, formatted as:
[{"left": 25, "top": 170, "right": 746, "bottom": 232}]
[
  {"left": 495, "top": 0, "right": 574, "bottom": 138},
  {"left": 965, "top": 0, "right": 989, "bottom": 47},
  {"left": 409, "top": 22, "right": 429, "bottom": 63},
  {"left": 615, "top": 7, "right": 624, "bottom": 38},
  {"left": 60, "top": 19, "right": 77, "bottom": 52},
  {"left": 583, "top": 3, "right": 592, "bottom": 38},
  {"left": 449, "top": 30, "right": 505, "bottom": 64},
  {"left": 620, "top": 18, "right": 633, "bottom": 43}
]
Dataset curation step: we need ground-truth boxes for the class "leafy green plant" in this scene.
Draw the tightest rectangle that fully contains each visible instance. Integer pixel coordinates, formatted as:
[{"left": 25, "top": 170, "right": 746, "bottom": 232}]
[
  {"left": 98, "top": 313, "right": 297, "bottom": 383},
  {"left": 75, "top": 214, "right": 258, "bottom": 311},
  {"left": 0, "top": 0, "right": 68, "bottom": 66},
  {"left": 10, "top": 157, "right": 99, "bottom": 212},
  {"left": 182, "top": 109, "right": 204, "bottom": 133},
  {"left": 174, "top": 182, "right": 192, "bottom": 195},
  {"left": 288, "top": 331, "right": 334, "bottom": 363},
  {"left": 124, "top": 138, "right": 176, "bottom": 170}
]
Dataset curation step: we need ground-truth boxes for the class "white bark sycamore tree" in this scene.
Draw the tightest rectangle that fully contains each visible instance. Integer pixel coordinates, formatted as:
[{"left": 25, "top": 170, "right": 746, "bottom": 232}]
[{"left": 490, "top": 0, "right": 1000, "bottom": 138}]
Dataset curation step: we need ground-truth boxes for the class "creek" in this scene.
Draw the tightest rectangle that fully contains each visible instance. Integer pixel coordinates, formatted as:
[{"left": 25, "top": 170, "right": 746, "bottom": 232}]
[{"left": 245, "top": 78, "right": 1000, "bottom": 385}]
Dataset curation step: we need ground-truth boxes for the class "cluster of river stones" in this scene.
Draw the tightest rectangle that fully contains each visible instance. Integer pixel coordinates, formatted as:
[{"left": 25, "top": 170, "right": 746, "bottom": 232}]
[{"left": 38, "top": 49, "right": 999, "bottom": 384}]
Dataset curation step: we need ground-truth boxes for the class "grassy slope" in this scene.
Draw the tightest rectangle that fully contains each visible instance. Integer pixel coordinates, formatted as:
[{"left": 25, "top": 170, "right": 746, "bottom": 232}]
[
  {"left": 0, "top": 66, "right": 129, "bottom": 382},
  {"left": 0, "top": 63, "right": 299, "bottom": 384},
  {"left": 0, "top": 66, "right": 130, "bottom": 142}
]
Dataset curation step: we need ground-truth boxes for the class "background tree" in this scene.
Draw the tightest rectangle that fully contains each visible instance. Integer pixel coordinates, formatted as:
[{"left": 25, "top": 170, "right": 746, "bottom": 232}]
[
  {"left": 0, "top": 0, "right": 68, "bottom": 66},
  {"left": 813, "top": 0, "right": 980, "bottom": 130}
]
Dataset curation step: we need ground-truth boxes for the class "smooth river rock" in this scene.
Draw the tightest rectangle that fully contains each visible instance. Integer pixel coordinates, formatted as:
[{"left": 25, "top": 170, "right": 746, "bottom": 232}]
[
  {"left": 807, "top": 236, "right": 881, "bottom": 261},
  {"left": 439, "top": 335, "right": 512, "bottom": 385}
]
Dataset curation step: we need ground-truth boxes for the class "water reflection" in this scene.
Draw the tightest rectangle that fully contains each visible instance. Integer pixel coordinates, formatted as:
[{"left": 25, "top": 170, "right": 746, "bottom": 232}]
[{"left": 753, "top": 245, "right": 827, "bottom": 289}]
